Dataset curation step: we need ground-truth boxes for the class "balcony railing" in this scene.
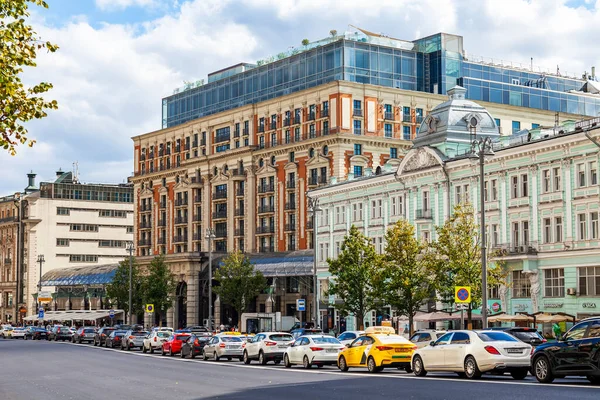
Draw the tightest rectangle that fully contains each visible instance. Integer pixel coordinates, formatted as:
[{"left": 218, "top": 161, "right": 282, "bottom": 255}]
[
  {"left": 308, "top": 112, "right": 315, "bottom": 121},
  {"left": 193, "top": 214, "right": 202, "bottom": 222},
  {"left": 215, "top": 230, "right": 227, "bottom": 238},
  {"left": 294, "top": 117, "right": 301, "bottom": 125},
  {"left": 243, "top": 128, "right": 249, "bottom": 135},
  {"left": 321, "top": 109, "right": 329, "bottom": 118},
  {"left": 270, "top": 122, "right": 277, "bottom": 130},
  {"left": 353, "top": 128, "right": 362, "bottom": 135},
  {"left": 0, "top": 216, "right": 18, "bottom": 224},
  {"left": 191, "top": 141, "right": 197, "bottom": 149},
  {"left": 416, "top": 116, "right": 424, "bottom": 124},
  {"left": 285, "top": 202, "right": 296, "bottom": 211},
  {"left": 507, "top": 242, "right": 538, "bottom": 255},
  {"left": 138, "top": 239, "right": 151, "bottom": 247},
  {"left": 175, "top": 198, "right": 188, "bottom": 206},
  {"left": 174, "top": 216, "right": 188, "bottom": 225},
  {"left": 258, "top": 184, "right": 275, "bottom": 194},
  {"left": 232, "top": 168, "right": 245, "bottom": 177},
  {"left": 234, "top": 228, "right": 244, "bottom": 237},
  {"left": 257, "top": 226, "right": 275, "bottom": 234},
  {"left": 157, "top": 237, "right": 166, "bottom": 245},
  {"left": 384, "top": 112, "right": 394, "bottom": 120},
  {"left": 234, "top": 130, "right": 240, "bottom": 138},
  {"left": 215, "top": 134, "right": 230, "bottom": 143},
  {"left": 308, "top": 177, "right": 318, "bottom": 186},
  {"left": 236, "top": 188, "right": 244, "bottom": 197},
  {"left": 258, "top": 205, "right": 275, "bottom": 214},
  {"left": 403, "top": 114, "right": 411, "bottom": 122},
  {"left": 194, "top": 196, "right": 202, "bottom": 203},
  {"left": 139, "top": 221, "right": 151, "bottom": 229},
  {"left": 193, "top": 232, "right": 202, "bottom": 241},
  {"left": 286, "top": 180, "right": 296, "bottom": 189},
  {"left": 234, "top": 208, "right": 244, "bottom": 217},
  {"left": 140, "top": 204, "right": 152, "bottom": 212},
  {"left": 259, "top": 245, "right": 275, "bottom": 253},
  {"left": 353, "top": 109, "right": 363, "bottom": 117},
  {"left": 212, "top": 191, "right": 227, "bottom": 200},
  {"left": 173, "top": 235, "right": 188, "bottom": 243},
  {"left": 285, "top": 224, "right": 296, "bottom": 232},
  {"left": 416, "top": 209, "right": 433, "bottom": 219},
  {"left": 201, "top": 139, "right": 206, "bottom": 146},
  {"left": 284, "top": 119, "right": 290, "bottom": 127},
  {"left": 159, "top": 202, "right": 166, "bottom": 209},
  {"left": 158, "top": 219, "right": 166, "bottom": 227},
  {"left": 258, "top": 125, "right": 265, "bottom": 133},
  {"left": 287, "top": 243, "right": 296, "bottom": 251},
  {"left": 212, "top": 210, "right": 228, "bottom": 219}
]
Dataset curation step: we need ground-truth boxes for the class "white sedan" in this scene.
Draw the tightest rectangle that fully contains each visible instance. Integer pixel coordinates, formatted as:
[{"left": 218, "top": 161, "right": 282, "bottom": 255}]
[
  {"left": 11, "top": 328, "right": 27, "bottom": 339},
  {"left": 411, "top": 330, "right": 531, "bottom": 380},
  {"left": 336, "top": 330, "right": 365, "bottom": 346},
  {"left": 143, "top": 330, "right": 171, "bottom": 353},
  {"left": 284, "top": 335, "right": 345, "bottom": 368}
]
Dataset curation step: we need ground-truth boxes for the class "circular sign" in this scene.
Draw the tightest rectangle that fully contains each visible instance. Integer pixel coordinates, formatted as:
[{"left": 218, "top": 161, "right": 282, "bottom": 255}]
[
  {"left": 492, "top": 302, "right": 501, "bottom": 312},
  {"left": 109, "top": 309, "right": 115, "bottom": 318},
  {"left": 146, "top": 305, "right": 154, "bottom": 312},
  {"left": 457, "top": 288, "right": 469, "bottom": 302}
]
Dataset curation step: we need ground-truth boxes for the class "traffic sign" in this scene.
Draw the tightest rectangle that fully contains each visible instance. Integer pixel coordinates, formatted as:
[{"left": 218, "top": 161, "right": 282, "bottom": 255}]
[
  {"left": 38, "top": 308, "right": 44, "bottom": 319},
  {"left": 455, "top": 303, "right": 469, "bottom": 310},
  {"left": 145, "top": 304, "right": 154, "bottom": 313},
  {"left": 38, "top": 291, "right": 52, "bottom": 303},
  {"left": 454, "top": 286, "right": 471, "bottom": 303},
  {"left": 296, "top": 299, "right": 306, "bottom": 312},
  {"left": 491, "top": 302, "right": 501, "bottom": 312},
  {"left": 109, "top": 309, "right": 115, "bottom": 319}
]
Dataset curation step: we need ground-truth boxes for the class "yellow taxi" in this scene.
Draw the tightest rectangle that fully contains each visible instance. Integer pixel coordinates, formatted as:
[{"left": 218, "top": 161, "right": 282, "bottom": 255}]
[{"left": 337, "top": 326, "right": 417, "bottom": 373}]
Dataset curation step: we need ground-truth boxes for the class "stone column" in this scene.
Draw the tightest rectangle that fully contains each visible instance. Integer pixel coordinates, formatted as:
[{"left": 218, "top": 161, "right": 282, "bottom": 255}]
[
  {"left": 187, "top": 273, "right": 199, "bottom": 327},
  {"left": 214, "top": 295, "right": 221, "bottom": 328},
  {"left": 166, "top": 307, "right": 174, "bottom": 328}
]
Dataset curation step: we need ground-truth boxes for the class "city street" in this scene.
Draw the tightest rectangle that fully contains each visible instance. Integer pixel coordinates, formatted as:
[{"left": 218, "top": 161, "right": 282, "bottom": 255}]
[{"left": 1, "top": 339, "right": 599, "bottom": 400}]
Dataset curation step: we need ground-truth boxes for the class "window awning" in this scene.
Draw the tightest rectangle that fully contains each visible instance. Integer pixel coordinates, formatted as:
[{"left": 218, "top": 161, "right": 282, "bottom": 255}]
[
  {"left": 40, "top": 264, "right": 119, "bottom": 287},
  {"left": 23, "top": 309, "right": 124, "bottom": 322},
  {"left": 217, "top": 250, "right": 314, "bottom": 277}
]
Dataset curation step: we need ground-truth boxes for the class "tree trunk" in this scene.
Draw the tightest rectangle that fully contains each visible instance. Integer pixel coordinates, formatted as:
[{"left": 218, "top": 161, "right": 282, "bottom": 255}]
[
  {"left": 357, "top": 311, "right": 364, "bottom": 330},
  {"left": 408, "top": 314, "right": 414, "bottom": 336},
  {"left": 467, "top": 306, "right": 473, "bottom": 330}
]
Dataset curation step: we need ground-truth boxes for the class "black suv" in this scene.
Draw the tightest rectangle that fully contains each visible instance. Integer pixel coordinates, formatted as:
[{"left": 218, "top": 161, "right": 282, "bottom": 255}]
[
  {"left": 94, "top": 327, "right": 116, "bottom": 346},
  {"left": 531, "top": 317, "right": 600, "bottom": 383},
  {"left": 49, "top": 326, "right": 72, "bottom": 341},
  {"left": 494, "top": 327, "right": 546, "bottom": 346}
]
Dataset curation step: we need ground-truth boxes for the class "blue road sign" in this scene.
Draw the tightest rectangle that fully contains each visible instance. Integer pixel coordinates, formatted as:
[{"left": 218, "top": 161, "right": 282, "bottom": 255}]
[
  {"left": 38, "top": 308, "right": 44, "bottom": 319},
  {"left": 296, "top": 299, "right": 306, "bottom": 312},
  {"left": 109, "top": 309, "right": 115, "bottom": 319}
]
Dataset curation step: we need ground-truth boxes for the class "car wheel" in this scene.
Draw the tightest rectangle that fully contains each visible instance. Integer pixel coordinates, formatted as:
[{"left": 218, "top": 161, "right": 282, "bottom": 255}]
[
  {"left": 303, "top": 355, "right": 311, "bottom": 369},
  {"left": 243, "top": 351, "right": 251, "bottom": 364},
  {"left": 161, "top": 347, "right": 166, "bottom": 356},
  {"left": 169, "top": 347, "right": 173, "bottom": 357},
  {"left": 259, "top": 351, "right": 267, "bottom": 365},
  {"left": 202, "top": 350, "right": 208, "bottom": 361},
  {"left": 150, "top": 346, "right": 154, "bottom": 354},
  {"left": 143, "top": 344, "right": 147, "bottom": 354},
  {"left": 412, "top": 355, "right": 427, "bottom": 377},
  {"left": 511, "top": 369, "right": 528, "bottom": 380},
  {"left": 587, "top": 375, "right": 600, "bottom": 384},
  {"left": 338, "top": 356, "right": 349, "bottom": 372},
  {"left": 93, "top": 339, "right": 97, "bottom": 346},
  {"left": 180, "top": 349, "right": 185, "bottom": 358},
  {"left": 214, "top": 352, "right": 220, "bottom": 362},
  {"left": 464, "top": 356, "right": 482, "bottom": 379},
  {"left": 191, "top": 352, "right": 196, "bottom": 359},
  {"left": 533, "top": 355, "right": 554, "bottom": 383},
  {"left": 367, "top": 357, "right": 380, "bottom": 373},
  {"left": 284, "top": 354, "right": 292, "bottom": 368}
]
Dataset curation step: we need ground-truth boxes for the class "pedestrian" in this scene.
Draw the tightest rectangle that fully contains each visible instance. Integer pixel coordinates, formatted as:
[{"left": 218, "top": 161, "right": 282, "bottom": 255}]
[{"left": 552, "top": 322, "right": 562, "bottom": 341}]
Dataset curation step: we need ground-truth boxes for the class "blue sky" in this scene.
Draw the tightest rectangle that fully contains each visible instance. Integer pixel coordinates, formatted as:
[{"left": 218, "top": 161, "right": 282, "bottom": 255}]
[{"left": 1, "top": 0, "right": 600, "bottom": 194}]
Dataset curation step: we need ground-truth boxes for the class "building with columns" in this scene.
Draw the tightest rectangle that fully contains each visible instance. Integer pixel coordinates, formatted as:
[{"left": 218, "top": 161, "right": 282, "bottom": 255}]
[
  {"left": 130, "top": 29, "right": 593, "bottom": 329},
  {"left": 310, "top": 86, "right": 600, "bottom": 332},
  {"left": 0, "top": 195, "right": 20, "bottom": 324}
]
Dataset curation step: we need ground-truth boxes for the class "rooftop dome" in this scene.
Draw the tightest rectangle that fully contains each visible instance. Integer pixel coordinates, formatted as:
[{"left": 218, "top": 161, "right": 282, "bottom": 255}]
[{"left": 413, "top": 86, "right": 499, "bottom": 154}]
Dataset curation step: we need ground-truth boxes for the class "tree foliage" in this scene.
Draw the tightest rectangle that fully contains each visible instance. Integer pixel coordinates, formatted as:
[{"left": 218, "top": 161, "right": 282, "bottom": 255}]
[
  {"left": 427, "top": 203, "right": 508, "bottom": 326},
  {"left": 142, "top": 254, "right": 177, "bottom": 324},
  {"left": 380, "top": 219, "right": 434, "bottom": 335},
  {"left": 1, "top": 0, "right": 59, "bottom": 155},
  {"left": 105, "top": 258, "right": 144, "bottom": 318},
  {"left": 213, "top": 251, "right": 268, "bottom": 322},
  {"left": 327, "top": 225, "right": 383, "bottom": 329}
]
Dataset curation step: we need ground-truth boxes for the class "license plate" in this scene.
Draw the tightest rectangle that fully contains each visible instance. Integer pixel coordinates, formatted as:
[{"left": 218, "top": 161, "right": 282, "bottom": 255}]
[
  {"left": 326, "top": 349, "right": 338, "bottom": 353},
  {"left": 506, "top": 348, "right": 523, "bottom": 354},
  {"left": 278, "top": 345, "right": 287, "bottom": 348}
]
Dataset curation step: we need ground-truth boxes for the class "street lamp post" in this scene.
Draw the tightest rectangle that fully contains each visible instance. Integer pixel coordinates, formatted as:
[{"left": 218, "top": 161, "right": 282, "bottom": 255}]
[
  {"left": 308, "top": 197, "right": 322, "bottom": 328},
  {"left": 205, "top": 228, "right": 216, "bottom": 331},
  {"left": 37, "top": 255, "right": 45, "bottom": 313},
  {"left": 126, "top": 242, "right": 134, "bottom": 325},
  {"left": 470, "top": 137, "right": 494, "bottom": 329}
]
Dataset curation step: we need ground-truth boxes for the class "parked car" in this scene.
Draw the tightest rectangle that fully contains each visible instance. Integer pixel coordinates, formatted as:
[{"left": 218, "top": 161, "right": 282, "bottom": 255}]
[
  {"left": 162, "top": 333, "right": 191, "bottom": 356},
  {"left": 151, "top": 327, "right": 174, "bottom": 334},
  {"left": 49, "top": 326, "right": 72, "bottom": 341},
  {"left": 72, "top": 327, "right": 96, "bottom": 344},
  {"left": 243, "top": 332, "right": 294, "bottom": 365},
  {"left": 531, "top": 317, "right": 600, "bottom": 384},
  {"left": 93, "top": 327, "right": 116, "bottom": 347},
  {"left": 11, "top": 327, "right": 27, "bottom": 339},
  {"left": 203, "top": 335, "right": 245, "bottom": 361},
  {"left": 290, "top": 328, "right": 323, "bottom": 339},
  {"left": 409, "top": 330, "right": 447, "bottom": 349},
  {"left": 25, "top": 327, "right": 49, "bottom": 340},
  {"left": 187, "top": 326, "right": 209, "bottom": 334},
  {"left": 1, "top": 326, "right": 13, "bottom": 339},
  {"left": 105, "top": 330, "right": 127, "bottom": 348},
  {"left": 180, "top": 334, "right": 212, "bottom": 359},
  {"left": 411, "top": 330, "right": 532, "bottom": 380},
  {"left": 337, "top": 331, "right": 365, "bottom": 346},
  {"left": 121, "top": 330, "right": 148, "bottom": 351},
  {"left": 284, "top": 335, "right": 344, "bottom": 368},
  {"left": 493, "top": 327, "right": 546, "bottom": 347},
  {"left": 338, "top": 326, "right": 416, "bottom": 373},
  {"left": 143, "top": 330, "right": 171, "bottom": 354}
]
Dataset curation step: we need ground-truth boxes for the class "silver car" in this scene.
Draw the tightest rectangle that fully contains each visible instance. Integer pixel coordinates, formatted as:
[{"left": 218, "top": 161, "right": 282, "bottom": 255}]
[
  {"left": 121, "top": 330, "right": 148, "bottom": 351},
  {"left": 203, "top": 335, "right": 245, "bottom": 361}
]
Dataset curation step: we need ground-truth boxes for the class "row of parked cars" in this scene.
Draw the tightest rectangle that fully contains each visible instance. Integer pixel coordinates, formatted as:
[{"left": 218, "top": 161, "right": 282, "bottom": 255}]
[{"left": 3, "top": 317, "right": 600, "bottom": 385}]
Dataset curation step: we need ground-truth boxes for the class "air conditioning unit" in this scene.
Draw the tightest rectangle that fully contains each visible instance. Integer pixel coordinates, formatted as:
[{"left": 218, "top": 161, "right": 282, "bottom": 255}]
[{"left": 567, "top": 288, "right": 577, "bottom": 296}]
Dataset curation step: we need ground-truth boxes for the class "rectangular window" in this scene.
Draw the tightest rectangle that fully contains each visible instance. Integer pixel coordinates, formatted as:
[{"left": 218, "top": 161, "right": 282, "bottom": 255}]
[
  {"left": 353, "top": 99, "right": 362, "bottom": 110},
  {"left": 354, "top": 143, "right": 362, "bottom": 155},
  {"left": 289, "top": 151, "right": 295, "bottom": 163},
  {"left": 590, "top": 161, "right": 598, "bottom": 186},
  {"left": 491, "top": 224, "right": 498, "bottom": 247},
  {"left": 353, "top": 119, "right": 362, "bottom": 135},
  {"left": 56, "top": 238, "right": 69, "bottom": 247},
  {"left": 390, "top": 147, "right": 398, "bottom": 159},
  {"left": 553, "top": 167, "right": 561, "bottom": 191},
  {"left": 577, "top": 163, "right": 586, "bottom": 187},
  {"left": 543, "top": 169, "right": 551, "bottom": 193},
  {"left": 384, "top": 123, "right": 393, "bottom": 138},
  {"left": 522, "top": 221, "right": 529, "bottom": 245},
  {"left": 592, "top": 212, "right": 599, "bottom": 240},
  {"left": 353, "top": 165, "right": 363, "bottom": 177},
  {"left": 402, "top": 126, "right": 411, "bottom": 140},
  {"left": 484, "top": 181, "right": 489, "bottom": 202},
  {"left": 555, "top": 217, "right": 563, "bottom": 242},
  {"left": 544, "top": 268, "right": 564, "bottom": 297},
  {"left": 512, "top": 270, "right": 531, "bottom": 298},
  {"left": 521, "top": 174, "right": 528, "bottom": 197},
  {"left": 511, "top": 176, "right": 519, "bottom": 198},
  {"left": 512, "top": 120, "right": 521, "bottom": 133},
  {"left": 455, "top": 185, "right": 462, "bottom": 204},
  {"left": 543, "top": 218, "right": 552, "bottom": 243},
  {"left": 56, "top": 207, "right": 70, "bottom": 215},
  {"left": 578, "top": 266, "right": 600, "bottom": 296},
  {"left": 512, "top": 222, "right": 520, "bottom": 247},
  {"left": 494, "top": 118, "right": 501, "bottom": 127},
  {"left": 422, "top": 190, "right": 430, "bottom": 211},
  {"left": 578, "top": 213, "right": 587, "bottom": 240},
  {"left": 491, "top": 179, "right": 498, "bottom": 200},
  {"left": 532, "top": 123, "right": 540, "bottom": 129}
]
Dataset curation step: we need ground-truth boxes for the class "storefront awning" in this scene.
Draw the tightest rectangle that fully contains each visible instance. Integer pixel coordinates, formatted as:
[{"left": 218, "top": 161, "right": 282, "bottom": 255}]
[
  {"left": 23, "top": 309, "right": 124, "bottom": 322},
  {"left": 218, "top": 250, "right": 314, "bottom": 277},
  {"left": 40, "top": 264, "right": 119, "bottom": 286}
]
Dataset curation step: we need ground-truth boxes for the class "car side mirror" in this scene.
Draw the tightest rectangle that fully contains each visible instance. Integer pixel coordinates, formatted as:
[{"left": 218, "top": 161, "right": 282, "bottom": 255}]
[
  {"left": 430, "top": 341, "right": 436, "bottom": 347},
  {"left": 345, "top": 343, "right": 350, "bottom": 348}
]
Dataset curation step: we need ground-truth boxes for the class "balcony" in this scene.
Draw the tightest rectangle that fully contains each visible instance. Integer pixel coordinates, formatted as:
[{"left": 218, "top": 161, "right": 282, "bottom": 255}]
[
  {"left": 194, "top": 196, "right": 202, "bottom": 203},
  {"left": 234, "top": 229, "right": 244, "bottom": 237},
  {"left": 232, "top": 168, "right": 245, "bottom": 177},
  {"left": 258, "top": 205, "right": 275, "bottom": 214},
  {"left": 257, "top": 226, "right": 275, "bottom": 234},
  {"left": 287, "top": 243, "right": 296, "bottom": 251},
  {"left": 322, "top": 127, "right": 329, "bottom": 136},
  {"left": 234, "top": 130, "right": 240, "bottom": 138},
  {"left": 353, "top": 109, "right": 363, "bottom": 117},
  {"left": 193, "top": 214, "right": 202, "bottom": 222},
  {"left": 190, "top": 142, "right": 196, "bottom": 149},
  {"left": 185, "top": 143, "right": 190, "bottom": 150},
  {"left": 236, "top": 188, "right": 244, "bottom": 197},
  {"left": 159, "top": 150, "right": 164, "bottom": 157},
  {"left": 294, "top": 117, "right": 301, "bottom": 125},
  {"left": 258, "top": 184, "right": 275, "bottom": 194},
  {"left": 285, "top": 202, "right": 296, "bottom": 211},
  {"left": 0, "top": 216, "right": 18, "bottom": 224},
  {"left": 416, "top": 209, "right": 433, "bottom": 219},
  {"left": 140, "top": 154, "right": 146, "bottom": 161},
  {"left": 403, "top": 114, "right": 411, "bottom": 122},
  {"left": 308, "top": 177, "right": 318, "bottom": 187},
  {"left": 234, "top": 208, "right": 244, "bottom": 217},
  {"left": 308, "top": 112, "right": 316, "bottom": 121},
  {"left": 284, "top": 119, "right": 291, "bottom": 127},
  {"left": 285, "top": 224, "right": 296, "bottom": 232},
  {"left": 175, "top": 198, "right": 188, "bottom": 207},
  {"left": 158, "top": 237, "right": 166, "bottom": 245},
  {"left": 507, "top": 242, "right": 538, "bottom": 255},
  {"left": 149, "top": 152, "right": 154, "bottom": 159},
  {"left": 215, "top": 230, "right": 227, "bottom": 238},
  {"left": 158, "top": 219, "right": 166, "bottom": 227},
  {"left": 174, "top": 216, "right": 188, "bottom": 225},
  {"left": 286, "top": 180, "right": 296, "bottom": 189},
  {"left": 243, "top": 128, "right": 249, "bottom": 135},
  {"left": 212, "top": 191, "right": 227, "bottom": 200},
  {"left": 259, "top": 245, "right": 275, "bottom": 253},
  {"left": 212, "top": 210, "right": 228, "bottom": 219},
  {"left": 139, "top": 221, "right": 151, "bottom": 229},
  {"left": 258, "top": 125, "right": 265, "bottom": 133},
  {"left": 138, "top": 239, "right": 151, "bottom": 247},
  {"left": 384, "top": 112, "right": 394, "bottom": 120},
  {"left": 159, "top": 202, "right": 166, "bottom": 209},
  {"left": 215, "top": 133, "right": 230, "bottom": 143},
  {"left": 166, "top": 148, "right": 171, "bottom": 155},
  {"left": 173, "top": 235, "right": 188, "bottom": 243},
  {"left": 270, "top": 122, "right": 277, "bottom": 130},
  {"left": 201, "top": 139, "right": 206, "bottom": 146},
  {"left": 321, "top": 109, "right": 329, "bottom": 118}
]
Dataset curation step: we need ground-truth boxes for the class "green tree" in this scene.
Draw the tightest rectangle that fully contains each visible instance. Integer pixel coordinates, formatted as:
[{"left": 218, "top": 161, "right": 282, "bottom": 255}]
[
  {"left": 301, "top": 38, "right": 310, "bottom": 46},
  {"left": 142, "top": 254, "right": 177, "bottom": 325},
  {"left": 428, "top": 203, "right": 507, "bottom": 327},
  {"left": 1, "top": 0, "right": 58, "bottom": 155},
  {"left": 213, "top": 251, "right": 267, "bottom": 324},
  {"left": 381, "top": 219, "right": 434, "bottom": 335},
  {"left": 327, "top": 225, "right": 383, "bottom": 330},
  {"left": 106, "top": 258, "right": 144, "bottom": 319}
]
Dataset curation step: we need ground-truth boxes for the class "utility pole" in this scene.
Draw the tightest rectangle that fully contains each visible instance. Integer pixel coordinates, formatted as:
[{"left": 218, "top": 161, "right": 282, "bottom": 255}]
[
  {"left": 205, "top": 228, "right": 216, "bottom": 331},
  {"left": 37, "top": 255, "right": 45, "bottom": 314},
  {"left": 126, "top": 242, "right": 134, "bottom": 325}
]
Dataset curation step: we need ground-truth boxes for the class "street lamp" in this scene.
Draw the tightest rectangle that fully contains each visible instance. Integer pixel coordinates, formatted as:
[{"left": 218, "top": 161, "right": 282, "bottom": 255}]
[
  {"left": 470, "top": 137, "right": 494, "bottom": 329},
  {"left": 308, "top": 196, "right": 322, "bottom": 328},
  {"left": 126, "top": 242, "right": 134, "bottom": 324},
  {"left": 205, "top": 228, "right": 216, "bottom": 331},
  {"left": 37, "top": 254, "right": 45, "bottom": 311}
]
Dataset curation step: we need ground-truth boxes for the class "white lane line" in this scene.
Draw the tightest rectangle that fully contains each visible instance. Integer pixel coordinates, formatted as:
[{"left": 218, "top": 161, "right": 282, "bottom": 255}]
[{"left": 51, "top": 341, "right": 599, "bottom": 390}]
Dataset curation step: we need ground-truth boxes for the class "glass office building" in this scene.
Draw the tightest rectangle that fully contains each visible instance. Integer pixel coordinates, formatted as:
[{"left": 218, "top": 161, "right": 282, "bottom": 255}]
[{"left": 162, "top": 32, "right": 600, "bottom": 128}]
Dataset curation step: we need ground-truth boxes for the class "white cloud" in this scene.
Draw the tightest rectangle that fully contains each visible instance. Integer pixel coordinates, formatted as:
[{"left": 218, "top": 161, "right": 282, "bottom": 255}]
[{"left": 95, "top": 0, "right": 157, "bottom": 11}]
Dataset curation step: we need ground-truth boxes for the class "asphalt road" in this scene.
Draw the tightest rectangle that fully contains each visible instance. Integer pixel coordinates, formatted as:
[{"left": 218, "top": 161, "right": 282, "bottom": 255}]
[{"left": 1, "top": 339, "right": 600, "bottom": 400}]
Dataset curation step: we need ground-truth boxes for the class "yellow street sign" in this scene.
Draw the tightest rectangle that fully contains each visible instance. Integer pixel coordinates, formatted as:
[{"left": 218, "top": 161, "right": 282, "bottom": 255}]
[
  {"left": 145, "top": 304, "right": 154, "bottom": 313},
  {"left": 455, "top": 286, "right": 471, "bottom": 303}
]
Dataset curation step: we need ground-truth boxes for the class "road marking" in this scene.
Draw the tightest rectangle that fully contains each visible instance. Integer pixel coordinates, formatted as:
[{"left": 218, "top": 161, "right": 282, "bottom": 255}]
[{"left": 48, "top": 341, "right": 599, "bottom": 390}]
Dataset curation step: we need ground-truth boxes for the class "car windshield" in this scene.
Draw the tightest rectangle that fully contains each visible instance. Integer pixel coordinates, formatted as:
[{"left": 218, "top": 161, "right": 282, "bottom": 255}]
[
  {"left": 175, "top": 335, "right": 190, "bottom": 341},
  {"left": 312, "top": 337, "right": 341, "bottom": 345},
  {"left": 157, "top": 332, "right": 170, "bottom": 338},
  {"left": 84, "top": 329, "right": 95, "bottom": 333},
  {"left": 269, "top": 334, "right": 293, "bottom": 342},
  {"left": 511, "top": 331, "right": 542, "bottom": 341},
  {"left": 221, "top": 336, "right": 242, "bottom": 342},
  {"left": 376, "top": 335, "right": 410, "bottom": 344},
  {"left": 477, "top": 332, "right": 519, "bottom": 342}
]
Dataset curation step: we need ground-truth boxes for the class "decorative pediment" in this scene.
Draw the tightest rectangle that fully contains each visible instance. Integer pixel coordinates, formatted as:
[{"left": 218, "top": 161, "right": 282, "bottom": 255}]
[
  {"left": 210, "top": 172, "right": 230, "bottom": 184},
  {"left": 158, "top": 185, "right": 168, "bottom": 193},
  {"left": 255, "top": 163, "right": 277, "bottom": 177},
  {"left": 283, "top": 161, "right": 298, "bottom": 171},
  {"left": 140, "top": 185, "right": 153, "bottom": 197},
  {"left": 397, "top": 147, "right": 444, "bottom": 176},
  {"left": 385, "top": 158, "right": 402, "bottom": 167},
  {"left": 305, "top": 153, "right": 330, "bottom": 167},
  {"left": 350, "top": 154, "right": 369, "bottom": 165}
]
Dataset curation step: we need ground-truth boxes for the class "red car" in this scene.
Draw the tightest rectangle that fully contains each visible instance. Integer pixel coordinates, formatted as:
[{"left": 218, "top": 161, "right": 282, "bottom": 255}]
[{"left": 162, "top": 333, "right": 190, "bottom": 356}]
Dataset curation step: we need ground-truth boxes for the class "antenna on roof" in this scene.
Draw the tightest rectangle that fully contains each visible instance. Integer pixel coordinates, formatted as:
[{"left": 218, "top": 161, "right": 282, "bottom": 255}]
[
  {"left": 530, "top": 57, "right": 533, "bottom": 71},
  {"left": 72, "top": 161, "right": 79, "bottom": 184}
]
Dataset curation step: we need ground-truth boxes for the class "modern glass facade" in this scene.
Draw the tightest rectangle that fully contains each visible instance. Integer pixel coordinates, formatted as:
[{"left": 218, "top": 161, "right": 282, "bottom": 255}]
[{"left": 162, "top": 32, "right": 600, "bottom": 128}]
